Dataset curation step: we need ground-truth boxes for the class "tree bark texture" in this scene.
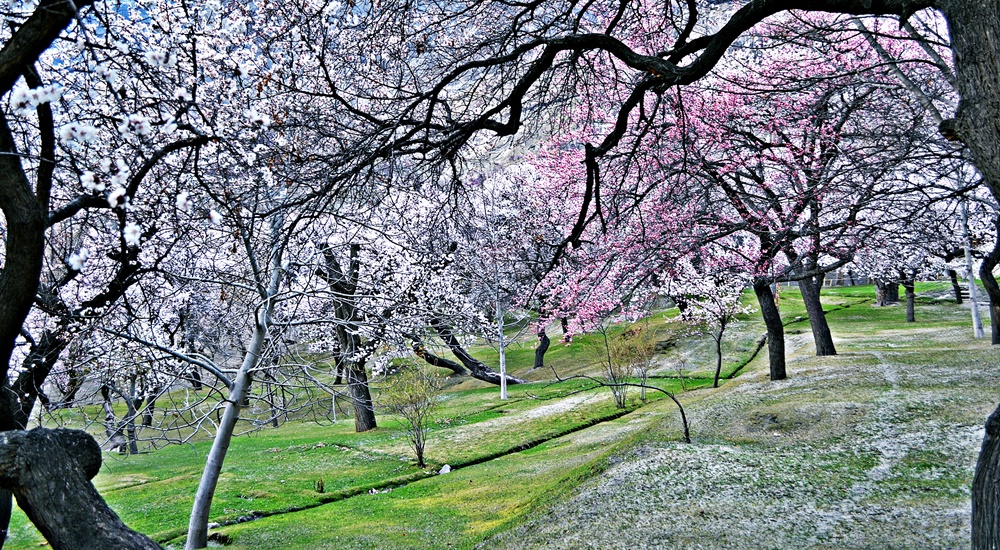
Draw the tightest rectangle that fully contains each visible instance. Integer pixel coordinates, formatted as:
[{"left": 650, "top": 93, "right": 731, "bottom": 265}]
[
  {"left": 973, "top": 403, "right": 1000, "bottom": 550},
  {"left": 875, "top": 280, "right": 900, "bottom": 307},
  {"left": 0, "top": 429, "right": 159, "bottom": 550},
  {"left": 0, "top": 489, "right": 9, "bottom": 549},
  {"left": 753, "top": 279, "right": 786, "bottom": 381},
  {"left": 347, "top": 364, "right": 377, "bottom": 433},
  {"left": 713, "top": 333, "right": 723, "bottom": 388},
  {"left": 321, "top": 244, "right": 379, "bottom": 433},
  {"left": 797, "top": 276, "right": 837, "bottom": 356}
]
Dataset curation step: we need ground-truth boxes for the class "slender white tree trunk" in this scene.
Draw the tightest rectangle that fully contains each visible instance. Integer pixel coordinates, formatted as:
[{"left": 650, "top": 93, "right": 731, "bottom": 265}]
[
  {"left": 185, "top": 307, "right": 272, "bottom": 549},
  {"left": 962, "top": 201, "right": 985, "bottom": 338},
  {"left": 186, "top": 215, "right": 284, "bottom": 549},
  {"left": 497, "top": 299, "right": 507, "bottom": 400}
]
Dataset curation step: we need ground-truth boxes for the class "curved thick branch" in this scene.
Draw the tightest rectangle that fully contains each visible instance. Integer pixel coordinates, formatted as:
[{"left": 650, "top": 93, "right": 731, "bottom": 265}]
[{"left": 0, "top": 428, "right": 160, "bottom": 549}]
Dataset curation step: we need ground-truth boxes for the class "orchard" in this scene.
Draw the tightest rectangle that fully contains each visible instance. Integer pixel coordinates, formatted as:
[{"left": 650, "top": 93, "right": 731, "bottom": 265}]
[{"left": 0, "top": 0, "right": 998, "bottom": 548}]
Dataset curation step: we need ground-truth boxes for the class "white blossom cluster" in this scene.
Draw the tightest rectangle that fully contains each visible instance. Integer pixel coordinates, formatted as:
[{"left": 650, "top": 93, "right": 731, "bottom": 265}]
[
  {"left": 144, "top": 49, "right": 176, "bottom": 69},
  {"left": 60, "top": 123, "right": 98, "bottom": 145},
  {"left": 10, "top": 83, "right": 62, "bottom": 116},
  {"left": 68, "top": 248, "right": 91, "bottom": 271},
  {"left": 80, "top": 171, "right": 105, "bottom": 193},
  {"left": 118, "top": 114, "right": 153, "bottom": 137}
]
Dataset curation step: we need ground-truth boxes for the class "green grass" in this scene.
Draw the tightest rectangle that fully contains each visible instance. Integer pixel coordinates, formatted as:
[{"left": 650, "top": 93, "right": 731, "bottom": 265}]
[{"left": 5, "top": 281, "right": 992, "bottom": 549}]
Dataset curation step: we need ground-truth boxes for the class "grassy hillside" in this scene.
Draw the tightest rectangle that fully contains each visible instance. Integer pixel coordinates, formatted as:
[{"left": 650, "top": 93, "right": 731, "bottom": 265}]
[{"left": 6, "top": 282, "right": 994, "bottom": 549}]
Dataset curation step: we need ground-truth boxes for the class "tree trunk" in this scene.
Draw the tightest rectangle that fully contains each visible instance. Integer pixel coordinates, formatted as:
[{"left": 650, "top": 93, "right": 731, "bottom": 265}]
[
  {"left": 533, "top": 328, "right": 550, "bottom": 370},
  {"left": 101, "top": 386, "right": 127, "bottom": 453},
  {"left": 798, "top": 275, "right": 837, "bottom": 356},
  {"left": 753, "top": 279, "right": 786, "bottom": 381},
  {"left": 412, "top": 341, "right": 468, "bottom": 375},
  {"left": 938, "top": 4, "right": 1000, "bottom": 543},
  {"left": 713, "top": 333, "right": 723, "bottom": 388},
  {"left": 430, "top": 318, "right": 527, "bottom": 385},
  {"left": 0, "top": 429, "right": 160, "bottom": 549},
  {"left": 186, "top": 311, "right": 270, "bottom": 549},
  {"left": 142, "top": 390, "right": 159, "bottom": 427},
  {"left": 560, "top": 317, "right": 571, "bottom": 342},
  {"left": 187, "top": 369, "right": 203, "bottom": 391},
  {"left": 875, "top": 279, "right": 900, "bottom": 306},
  {"left": 973, "top": 403, "right": 1000, "bottom": 550},
  {"left": 347, "top": 364, "right": 377, "bottom": 433},
  {"left": 0, "top": 489, "right": 10, "bottom": 550},
  {"left": 902, "top": 275, "right": 916, "bottom": 323},
  {"left": 980, "top": 220, "right": 1000, "bottom": 345},
  {"left": 949, "top": 269, "right": 965, "bottom": 304},
  {"left": 187, "top": 220, "right": 286, "bottom": 550},
  {"left": 885, "top": 282, "right": 900, "bottom": 304}
]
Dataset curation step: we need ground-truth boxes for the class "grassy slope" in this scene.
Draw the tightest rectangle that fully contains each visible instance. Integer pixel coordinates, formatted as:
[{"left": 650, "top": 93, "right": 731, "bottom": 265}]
[
  {"left": 487, "top": 282, "right": 996, "bottom": 549},
  {"left": 7, "top": 282, "right": 991, "bottom": 549}
]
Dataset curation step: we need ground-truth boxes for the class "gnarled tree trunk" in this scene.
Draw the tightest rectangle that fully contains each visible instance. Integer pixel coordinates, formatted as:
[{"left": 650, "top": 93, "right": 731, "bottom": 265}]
[
  {"left": 0, "top": 428, "right": 159, "bottom": 550},
  {"left": 939, "top": 3, "right": 1000, "bottom": 546},
  {"left": 973, "top": 403, "right": 1000, "bottom": 549},
  {"left": 412, "top": 340, "right": 468, "bottom": 375}
]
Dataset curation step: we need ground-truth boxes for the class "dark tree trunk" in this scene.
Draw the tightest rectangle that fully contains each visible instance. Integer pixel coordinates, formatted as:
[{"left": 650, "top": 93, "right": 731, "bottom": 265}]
[
  {"left": 885, "top": 282, "right": 900, "bottom": 304},
  {"left": 0, "top": 489, "right": 9, "bottom": 549},
  {"left": 142, "top": 391, "right": 158, "bottom": 427},
  {"left": 187, "top": 368, "right": 203, "bottom": 391},
  {"left": 973, "top": 403, "right": 1000, "bottom": 550},
  {"left": 560, "top": 317, "right": 571, "bottom": 342},
  {"left": 412, "top": 341, "right": 468, "bottom": 375},
  {"left": 797, "top": 275, "right": 837, "bottom": 356},
  {"left": 902, "top": 275, "right": 916, "bottom": 323},
  {"left": 320, "top": 244, "right": 379, "bottom": 432},
  {"left": 923, "top": 3, "right": 1000, "bottom": 547},
  {"left": 980, "top": 220, "right": 1000, "bottom": 345},
  {"left": 0, "top": 428, "right": 160, "bottom": 549},
  {"left": 533, "top": 328, "right": 550, "bottom": 370},
  {"left": 125, "top": 412, "right": 140, "bottom": 456},
  {"left": 875, "top": 279, "right": 900, "bottom": 306},
  {"left": 753, "top": 279, "right": 785, "bottom": 381},
  {"left": 347, "top": 365, "right": 377, "bottom": 433},
  {"left": 430, "top": 318, "right": 526, "bottom": 385},
  {"left": 948, "top": 269, "right": 965, "bottom": 305},
  {"left": 712, "top": 333, "right": 723, "bottom": 388}
]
